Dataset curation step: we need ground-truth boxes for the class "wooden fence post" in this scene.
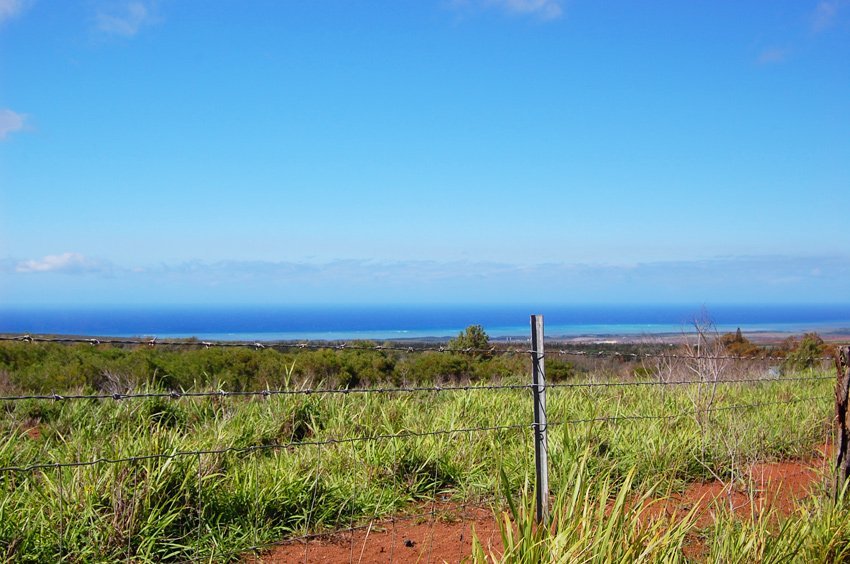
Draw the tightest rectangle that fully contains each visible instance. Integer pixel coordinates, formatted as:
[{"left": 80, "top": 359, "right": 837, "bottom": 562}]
[
  {"left": 835, "top": 346, "right": 850, "bottom": 497},
  {"left": 531, "top": 314, "right": 549, "bottom": 523}
]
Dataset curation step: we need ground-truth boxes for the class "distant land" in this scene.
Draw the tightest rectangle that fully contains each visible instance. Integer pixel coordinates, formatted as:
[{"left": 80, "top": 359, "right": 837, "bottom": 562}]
[{"left": 1, "top": 304, "right": 849, "bottom": 344}]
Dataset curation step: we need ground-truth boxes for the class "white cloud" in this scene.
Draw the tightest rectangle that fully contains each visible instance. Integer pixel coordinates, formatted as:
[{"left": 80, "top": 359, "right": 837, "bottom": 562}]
[
  {"left": 15, "top": 253, "right": 103, "bottom": 274},
  {"left": 812, "top": 0, "right": 847, "bottom": 32},
  {"left": 0, "top": 0, "right": 23, "bottom": 24},
  {"left": 451, "top": 0, "right": 563, "bottom": 20},
  {"left": 96, "top": 1, "right": 156, "bottom": 37},
  {"left": 4, "top": 254, "right": 848, "bottom": 303},
  {"left": 499, "top": 0, "right": 562, "bottom": 19},
  {"left": 757, "top": 47, "right": 789, "bottom": 65},
  {"left": 0, "top": 108, "right": 26, "bottom": 140}
]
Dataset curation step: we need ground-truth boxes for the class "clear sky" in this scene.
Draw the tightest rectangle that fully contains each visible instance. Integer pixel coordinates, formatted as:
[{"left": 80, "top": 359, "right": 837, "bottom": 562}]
[{"left": 1, "top": 0, "right": 848, "bottom": 305}]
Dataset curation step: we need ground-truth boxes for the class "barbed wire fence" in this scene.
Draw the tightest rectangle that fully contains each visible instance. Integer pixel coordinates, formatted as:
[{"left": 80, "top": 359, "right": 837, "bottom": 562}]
[{"left": 0, "top": 318, "right": 844, "bottom": 562}]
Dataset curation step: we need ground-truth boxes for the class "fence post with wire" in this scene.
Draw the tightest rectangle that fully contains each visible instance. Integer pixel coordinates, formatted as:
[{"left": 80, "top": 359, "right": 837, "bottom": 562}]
[
  {"left": 0, "top": 322, "right": 843, "bottom": 561},
  {"left": 835, "top": 345, "right": 850, "bottom": 494},
  {"left": 530, "top": 313, "right": 549, "bottom": 523}
]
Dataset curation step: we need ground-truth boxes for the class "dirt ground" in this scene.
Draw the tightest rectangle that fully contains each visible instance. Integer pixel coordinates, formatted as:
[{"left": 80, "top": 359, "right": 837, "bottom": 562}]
[
  {"left": 250, "top": 502, "right": 503, "bottom": 563},
  {"left": 252, "top": 446, "right": 833, "bottom": 563}
]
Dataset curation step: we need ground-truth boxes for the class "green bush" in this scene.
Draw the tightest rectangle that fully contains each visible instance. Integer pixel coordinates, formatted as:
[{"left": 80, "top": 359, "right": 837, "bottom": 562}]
[
  {"left": 782, "top": 333, "right": 832, "bottom": 373},
  {"left": 449, "top": 325, "right": 492, "bottom": 359},
  {"left": 400, "top": 352, "right": 472, "bottom": 384}
]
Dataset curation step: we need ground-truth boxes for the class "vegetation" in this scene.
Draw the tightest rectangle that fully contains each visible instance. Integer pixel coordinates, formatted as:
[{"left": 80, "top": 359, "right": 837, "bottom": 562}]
[
  {"left": 0, "top": 331, "right": 841, "bottom": 561},
  {"left": 449, "top": 324, "right": 492, "bottom": 358},
  {"left": 780, "top": 333, "right": 834, "bottom": 373},
  {"left": 720, "top": 328, "right": 762, "bottom": 358},
  {"left": 0, "top": 335, "right": 533, "bottom": 394},
  {"left": 477, "top": 461, "right": 850, "bottom": 563},
  {"left": 473, "top": 454, "right": 699, "bottom": 563}
]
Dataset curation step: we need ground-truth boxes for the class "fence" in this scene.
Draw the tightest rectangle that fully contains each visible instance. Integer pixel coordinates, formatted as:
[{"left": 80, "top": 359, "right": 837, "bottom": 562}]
[{"left": 0, "top": 317, "right": 844, "bottom": 562}]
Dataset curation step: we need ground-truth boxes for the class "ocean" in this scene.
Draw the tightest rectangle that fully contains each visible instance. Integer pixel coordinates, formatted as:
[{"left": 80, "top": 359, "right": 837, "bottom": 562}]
[{"left": 2, "top": 304, "right": 850, "bottom": 341}]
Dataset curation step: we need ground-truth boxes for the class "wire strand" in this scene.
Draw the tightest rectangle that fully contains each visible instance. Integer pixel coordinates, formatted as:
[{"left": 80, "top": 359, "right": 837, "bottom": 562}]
[
  {"left": 0, "top": 375, "right": 833, "bottom": 404},
  {"left": 545, "top": 394, "right": 831, "bottom": 427},
  {"left": 0, "top": 382, "right": 533, "bottom": 402},
  {"left": 0, "top": 422, "right": 528, "bottom": 473},
  {"left": 1, "top": 396, "right": 830, "bottom": 474}
]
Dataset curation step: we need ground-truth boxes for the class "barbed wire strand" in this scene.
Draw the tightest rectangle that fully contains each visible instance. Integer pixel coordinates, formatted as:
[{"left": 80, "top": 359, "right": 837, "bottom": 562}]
[
  {"left": 544, "top": 374, "right": 834, "bottom": 391},
  {"left": 1, "top": 331, "right": 844, "bottom": 562},
  {"left": 0, "top": 382, "right": 532, "bottom": 403},
  {"left": 1, "top": 396, "right": 829, "bottom": 475},
  {"left": 0, "top": 422, "right": 529, "bottom": 474},
  {"left": 544, "top": 394, "right": 830, "bottom": 428},
  {"left": 0, "top": 374, "right": 834, "bottom": 404},
  {"left": 222, "top": 436, "right": 833, "bottom": 562},
  {"left": 235, "top": 441, "right": 840, "bottom": 562},
  {"left": 2, "top": 389, "right": 837, "bottom": 561}
]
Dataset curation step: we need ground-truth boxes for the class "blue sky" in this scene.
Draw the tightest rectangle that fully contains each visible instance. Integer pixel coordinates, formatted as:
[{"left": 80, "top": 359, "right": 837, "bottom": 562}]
[{"left": 1, "top": 0, "right": 848, "bottom": 305}]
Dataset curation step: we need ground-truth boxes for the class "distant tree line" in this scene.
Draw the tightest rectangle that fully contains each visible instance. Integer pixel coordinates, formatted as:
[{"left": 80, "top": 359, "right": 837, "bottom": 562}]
[
  {"left": 0, "top": 326, "right": 832, "bottom": 395},
  {"left": 720, "top": 328, "right": 835, "bottom": 372},
  {"left": 0, "top": 326, "right": 583, "bottom": 394}
]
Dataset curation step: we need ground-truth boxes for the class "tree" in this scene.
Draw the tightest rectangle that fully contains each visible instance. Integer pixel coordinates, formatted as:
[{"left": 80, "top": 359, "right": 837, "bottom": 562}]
[
  {"left": 720, "top": 328, "right": 761, "bottom": 357},
  {"left": 448, "top": 325, "right": 492, "bottom": 358},
  {"left": 782, "top": 332, "right": 831, "bottom": 373}
]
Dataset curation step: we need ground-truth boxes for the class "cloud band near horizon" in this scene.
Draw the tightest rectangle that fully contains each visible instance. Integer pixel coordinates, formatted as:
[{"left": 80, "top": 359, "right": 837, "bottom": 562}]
[{"left": 2, "top": 253, "right": 848, "bottom": 305}]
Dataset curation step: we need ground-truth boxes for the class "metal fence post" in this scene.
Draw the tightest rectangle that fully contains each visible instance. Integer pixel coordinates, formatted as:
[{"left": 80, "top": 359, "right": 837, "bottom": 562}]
[
  {"left": 835, "top": 346, "right": 850, "bottom": 497},
  {"left": 531, "top": 314, "right": 549, "bottom": 522}
]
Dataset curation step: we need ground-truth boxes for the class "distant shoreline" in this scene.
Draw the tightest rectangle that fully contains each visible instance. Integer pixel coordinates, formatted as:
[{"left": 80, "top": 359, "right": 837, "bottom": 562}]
[
  {"left": 3, "top": 327, "right": 849, "bottom": 346},
  {"left": 541, "top": 329, "right": 850, "bottom": 346},
  {"left": 3, "top": 303, "right": 850, "bottom": 345}
]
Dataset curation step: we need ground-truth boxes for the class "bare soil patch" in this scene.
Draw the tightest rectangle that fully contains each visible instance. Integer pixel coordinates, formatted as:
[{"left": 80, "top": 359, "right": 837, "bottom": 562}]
[
  {"left": 252, "top": 503, "right": 502, "bottom": 563},
  {"left": 650, "top": 444, "right": 832, "bottom": 560},
  {"left": 253, "top": 446, "right": 832, "bottom": 563},
  {"left": 645, "top": 443, "right": 831, "bottom": 527}
]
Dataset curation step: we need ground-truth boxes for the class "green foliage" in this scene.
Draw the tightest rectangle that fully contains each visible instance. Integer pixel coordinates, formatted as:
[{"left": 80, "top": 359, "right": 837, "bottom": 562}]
[
  {"left": 475, "top": 453, "right": 696, "bottom": 563},
  {"left": 140, "top": 397, "right": 186, "bottom": 429},
  {"left": 400, "top": 352, "right": 472, "bottom": 383},
  {"left": 0, "top": 342, "right": 400, "bottom": 395},
  {"left": 0, "top": 339, "right": 843, "bottom": 561},
  {"left": 449, "top": 325, "right": 491, "bottom": 357},
  {"left": 782, "top": 332, "right": 832, "bottom": 373},
  {"left": 703, "top": 484, "right": 850, "bottom": 562},
  {"left": 546, "top": 358, "right": 578, "bottom": 382},
  {"left": 0, "top": 369, "right": 835, "bottom": 561}
]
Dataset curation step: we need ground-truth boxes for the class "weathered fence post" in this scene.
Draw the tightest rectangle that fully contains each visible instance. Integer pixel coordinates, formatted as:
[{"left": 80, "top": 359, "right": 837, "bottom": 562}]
[
  {"left": 531, "top": 314, "right": 549, "bottom": 523},
  {"left": 836, "top": 346, "right": 850, "bottom": 497}
]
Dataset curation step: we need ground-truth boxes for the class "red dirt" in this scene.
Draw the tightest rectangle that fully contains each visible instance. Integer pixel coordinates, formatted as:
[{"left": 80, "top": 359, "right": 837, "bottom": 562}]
[
  {"left": 254, "top": 446, "right": 833, "bottom": 563},
  {"left": 23, "top": 423, "right": 40, "bottom": 440},
  {"left": 658, "top": 446, "right": 833, "bottom": 560},
  {"left": 252, "top": 503, "right": 503, "bottom": 563},
  {"left": 646, "top": 452, "right": 831, "bottom": 529}
]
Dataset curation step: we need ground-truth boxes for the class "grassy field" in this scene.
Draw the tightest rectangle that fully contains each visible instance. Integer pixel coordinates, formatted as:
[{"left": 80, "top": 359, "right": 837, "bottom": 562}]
[{"left": 0, "top": 337, "right": 837, "bottom": 562}]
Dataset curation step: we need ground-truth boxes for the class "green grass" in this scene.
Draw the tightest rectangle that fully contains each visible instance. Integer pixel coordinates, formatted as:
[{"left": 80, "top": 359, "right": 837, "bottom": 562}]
[
  {"left": 473, "top": 453, "right": 699, "bottom": 563},
  {"left": 0, "top": 367, "right": 836, "bottom": 562},
  {"left": 480, "top": 460, "right": 850, "bottom": 563}
]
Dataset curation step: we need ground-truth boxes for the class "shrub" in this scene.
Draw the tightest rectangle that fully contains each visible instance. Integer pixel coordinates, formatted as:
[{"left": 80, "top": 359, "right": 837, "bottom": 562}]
[
  {"left": 782, "top": 333, "right": 832, "bottom": 373},
  {"left": 720, "top": 328, "right": 763, "bottom": 357},
  {"left": 449, "top": 325, "right": 492, "bottom": 359}
]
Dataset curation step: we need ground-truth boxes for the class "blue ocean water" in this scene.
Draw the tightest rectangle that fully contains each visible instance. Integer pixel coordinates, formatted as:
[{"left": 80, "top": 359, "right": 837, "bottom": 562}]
[{"left": 2, "top": 304, "right": 850, "bottom": 341}]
